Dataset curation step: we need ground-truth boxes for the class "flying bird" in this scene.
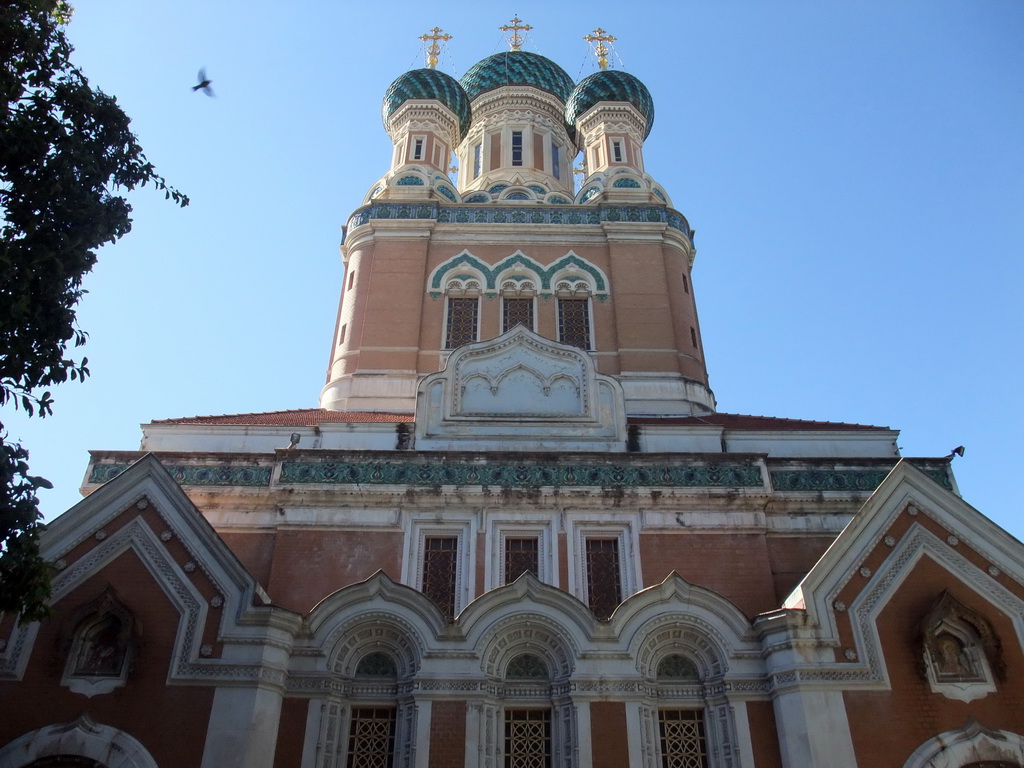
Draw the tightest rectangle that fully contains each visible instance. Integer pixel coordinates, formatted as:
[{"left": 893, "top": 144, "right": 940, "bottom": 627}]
[{"left": 192, "top": 68, "right": 214, "bottom": 97}]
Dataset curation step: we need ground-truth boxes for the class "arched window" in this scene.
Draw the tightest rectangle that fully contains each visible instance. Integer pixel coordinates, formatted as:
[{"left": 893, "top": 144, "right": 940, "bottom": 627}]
[
  {"left": 654, "top": 654, "right": 708, "bottom": 768},
  {"left": 555, "top": 281, "right": 592, "bottom": 351},
  {"left": 503, "top": 653, "right": 553, "bottom": 767},
  {"left": 501, "top": 279, "right": 537, "bottom": 333},
  {"left": 444, "top": 278, "right": 481, "bottom": 349}
]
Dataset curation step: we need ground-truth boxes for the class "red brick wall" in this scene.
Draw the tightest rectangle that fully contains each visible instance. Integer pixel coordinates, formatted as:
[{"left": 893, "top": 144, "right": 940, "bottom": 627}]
[
  {"left": 845, "top": 554, "right": 1024, "bottom": 767},
  {"left": 0, "top": 547, "right": 214, "bottom": 767},
  {"left": 220, "top": 530, "right": 276, "bottom": 587},
  {"left": 590, "top": 702, "right": 629, "bottom": 767},
  {"left": 273, "top": 697, "right": 310, "bottom": 767},
  {"left": 639, "top": 532, "right": 777, "bottom": 618},
  {"left": 266, "top": 530, "right": 403, "bottom": 613},
  {"left": 745, "top": 701, "right": 784, "bottom": 768},
  {"left": 765, "top": 535, "right": 835, "bottom": 603},
  {"left": 428, "top": 701, "right": 467, "bottom": 768}
]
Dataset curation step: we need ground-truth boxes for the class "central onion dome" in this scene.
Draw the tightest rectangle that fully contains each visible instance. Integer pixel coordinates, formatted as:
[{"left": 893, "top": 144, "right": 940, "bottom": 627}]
[
  {"left": 565, "top": 69, "right": 655, "bottom": 139},
  {"left": 460, "top": 51, "right": 576, "bottom": 104},
  {"left": 382, "top": 68, "right": 472, "bottom": 141}
]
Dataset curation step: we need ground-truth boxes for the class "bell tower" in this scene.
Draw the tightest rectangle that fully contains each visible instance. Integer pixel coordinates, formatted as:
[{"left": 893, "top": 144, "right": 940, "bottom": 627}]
[{"left": 320, "top": 23, "right": 715, "bottom": 420}]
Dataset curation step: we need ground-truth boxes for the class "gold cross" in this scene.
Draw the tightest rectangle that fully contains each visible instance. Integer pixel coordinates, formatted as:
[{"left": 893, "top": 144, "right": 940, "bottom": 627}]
[
  {"left": 583, "top": 28, "right": 617, "bottom": 70},
  {"left": 499, "top": 16, "right": 533, "bottom": 51},
  {"left": 419, "top": 27, "right": 453, "bottom": 69}
]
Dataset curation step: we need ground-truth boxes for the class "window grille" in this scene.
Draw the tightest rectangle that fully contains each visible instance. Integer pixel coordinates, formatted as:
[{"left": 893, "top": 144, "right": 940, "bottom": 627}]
[
  {"left": 658, "top": 710, "right": 708, "bottom": 768},
  {"left": 657, "top": 654, "right": 699, "bottom": 680},
  {"left": 446, "top": 297, "right": 478, "bottom": 349},
  {"left": 584, "top": 538, "right": 622, "bottom": 619},
  {"left": 552, "top": 144, "right": 561, "bottom": 180},
  {"left": 422, "top": 536, "right": 458, "bottom": 619},
  {"left": 506, "top": 653, "right": 548, "bottom": 680},
  {"left": 413, "top": 138, "right": 424, "bottom": 161},
  {"left": 503, "top": 297, "right": 534, "bottom": 333},
  {"left": 504, "top": 537, "right": 539, "bottom": 583},
  {"left": 557, "top": 298, "right": 591, "bottom": 350},
  {"left": 346, "top": 707, "right": 397, "bottom": 768},
  {"left": 504, "top": 709, "right": 551, "bottom": 768},
  {"left": 356, "top": 651, "right": 398, "bottom": 678},
  {"left": 512, "top": 131, "right": 524, "bottom": 166}
]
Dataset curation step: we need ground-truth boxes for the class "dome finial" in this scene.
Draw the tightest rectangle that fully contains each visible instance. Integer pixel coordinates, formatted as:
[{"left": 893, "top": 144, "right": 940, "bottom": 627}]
[
  {"left": 499, "top": 15, "right": 533, "bottom": 51},
  {"left": 419, "top": 26, "right": 453, "bottom": 69},
  {"left": 583, "top": 28, "right": 617, "bottom": 70}
]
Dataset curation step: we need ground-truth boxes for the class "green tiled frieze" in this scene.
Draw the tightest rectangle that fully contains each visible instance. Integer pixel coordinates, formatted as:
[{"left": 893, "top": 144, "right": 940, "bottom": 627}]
[
  {"left": 89, "top": 464, "right": 271, "bottom": 487},
  {"left": 279, "top": 461, "right": 763, "bottom": 488},
  {"left": 345, "top": 203, "right": 692, "bottom": 239},
  {"left": 770, "top": 468, "right": 952, "bottom": 492}
]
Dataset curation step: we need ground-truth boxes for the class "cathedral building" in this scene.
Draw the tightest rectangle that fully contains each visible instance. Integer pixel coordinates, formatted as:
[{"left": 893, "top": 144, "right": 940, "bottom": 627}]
[{"left": 2, "top": 21, "right": 1023, "bottom": 768}]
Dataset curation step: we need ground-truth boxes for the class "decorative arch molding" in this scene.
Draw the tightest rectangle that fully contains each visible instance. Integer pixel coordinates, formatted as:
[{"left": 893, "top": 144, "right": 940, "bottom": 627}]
[
  {"left": 329, "top": 614, "right": 422, "bottom": 679},
  {"left": 306, "top": 572, "right": 441, "bottom": 667},
  {"left": 902, "top": 720, "right": 1024, "bottom": 768},
  {"left": 475, "top": 612, "right": 580, "bottom": 681},
  {"left": 428, "top": 251, "right": 609, "bottom": 298},
  {"left": 0, "top": 715, "right": 158, "bottom": 768}
]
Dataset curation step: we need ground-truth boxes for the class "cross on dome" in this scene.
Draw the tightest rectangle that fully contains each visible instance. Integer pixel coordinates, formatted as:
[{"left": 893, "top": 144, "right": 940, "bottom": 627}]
[
  {"left": 419, "top": 26, "right": 453, "bottom": 69},
  {"left": 499, "top": 16, "right": 533, "bottom": 51},
  {"left": 583, "top": 28, "right": 617, "bottom": 70}
]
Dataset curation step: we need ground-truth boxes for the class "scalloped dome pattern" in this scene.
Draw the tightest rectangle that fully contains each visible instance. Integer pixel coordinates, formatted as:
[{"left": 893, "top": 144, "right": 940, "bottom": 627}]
[
  {"left": 382, "top": 68, "right": 472, "bottom": 141},
  {"left": 566, "top": 70, "right": 655, "bottom": 139},
  {"left": 460, "top": 51, "right": 576, "bottom": 103}
]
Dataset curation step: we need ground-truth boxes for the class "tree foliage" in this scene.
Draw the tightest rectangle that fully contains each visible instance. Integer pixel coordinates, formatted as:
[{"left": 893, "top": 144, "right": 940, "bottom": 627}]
[{"left": 1, "top": 0, "right": 187, "bottom": 621}]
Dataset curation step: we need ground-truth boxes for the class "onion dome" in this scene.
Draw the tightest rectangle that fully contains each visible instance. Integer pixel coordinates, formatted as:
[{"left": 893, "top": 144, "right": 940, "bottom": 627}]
[
  {"left": 382, "top": 68, "right": 472, "bottom": 142},
  {"left": 460, "top": 51, "right": 575, "bottom": 104},
  {"left": 565, "top": 69, "right": 655, "bottom": 139}
]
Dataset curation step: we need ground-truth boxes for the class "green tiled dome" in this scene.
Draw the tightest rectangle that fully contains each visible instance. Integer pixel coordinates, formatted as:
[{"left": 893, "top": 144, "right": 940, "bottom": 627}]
[
  {"left": 460, "top": 51, "right": 575, "bottom": 104},
  {"left": 382, "top": 69, "right": 472, "bottom": 141},
  {"left": 565, "top": 70, "right": 655, "bottom": 139}
]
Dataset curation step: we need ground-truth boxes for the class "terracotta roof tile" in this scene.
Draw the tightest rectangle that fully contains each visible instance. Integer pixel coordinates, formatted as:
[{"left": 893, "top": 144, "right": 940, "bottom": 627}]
[
  {"left": 152, "top": 408, "right": 414, "bottom": 426},
  {"left": 627, "top": 413, "right": 890, "bottom": 431}
]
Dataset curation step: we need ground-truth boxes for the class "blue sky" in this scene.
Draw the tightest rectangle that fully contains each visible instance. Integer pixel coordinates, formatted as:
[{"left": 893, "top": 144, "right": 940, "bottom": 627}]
[{"left": 6, "top": 1, "right": 1023, "bottom": 541}]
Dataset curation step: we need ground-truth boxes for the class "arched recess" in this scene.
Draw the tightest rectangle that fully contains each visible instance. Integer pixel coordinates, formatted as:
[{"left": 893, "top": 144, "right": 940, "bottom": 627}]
[
  {"left": 902, "top": 720, "right": 1024, "bottom": 768},
  {"left": 0, "top": 716, "right": 158, "bottom": 768}
]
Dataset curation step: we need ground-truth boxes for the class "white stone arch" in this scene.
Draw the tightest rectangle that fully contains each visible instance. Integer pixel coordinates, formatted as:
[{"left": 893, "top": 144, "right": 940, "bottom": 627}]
[
  {"left": 328, "top": 613, "right": 423, "bottom": 680},
  {"left": 477, "top": 613, "right": 578, "bottom": 682},
  {"left": 0, "top": 715, "right": 158, "bottom": 768},
  {"left": 902, "top": 720, "right": 1024, "bottom": 768}
]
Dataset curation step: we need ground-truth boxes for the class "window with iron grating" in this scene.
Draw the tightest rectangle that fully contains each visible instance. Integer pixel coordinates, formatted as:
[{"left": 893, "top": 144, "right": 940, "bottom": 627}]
[
  {"left": 504, "top": 709, "right": 551, "bottom": 768},
  {"left": 422, "top": 536, "right": 458, "bottom": 619},
  {"left": 504, "top": 537, "right": 539, "bottom": 583},
  {"left": 446, "top": 297, "right": 478, "bottom": 349},
  {"left": 658, "top": 710, "right": 708, "bottom": 768},
  {"left": 585, "top": 538, "right": 622, "bottom": 619},
  {"left": 502, "top": 297, "right": 534, "bottom": 333},
  {"left": 557, "top": 298, "right": 591, "bottom": 350},
  {"left": 346, "top": 707, "right": 397, "bottom": 768}
]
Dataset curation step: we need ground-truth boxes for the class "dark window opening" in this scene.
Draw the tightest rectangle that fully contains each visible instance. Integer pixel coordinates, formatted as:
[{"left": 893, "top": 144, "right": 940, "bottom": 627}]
[
  {"left": 585, "top": 538, "right": 622, "bottom": 619},
  {"left": 505, "top": 537, "right": 539, "bottom": 583},
  {"left": 558, "top": 298, "right": 591, "bottom": 350},
  {"left": 504, "top": 709, "right": 551, "bottom": 768},
  {"left": 422, "top": 536, "right": 458, "bottom": 619},
  {"left": 346, "top": 707, "right": 397, "bottom": 768},
  {"left": 658, "top": 710, "right": 708, "bottom": 768},
  {"left": 503, "top": 297, "right": 534, "bottom": 333},
  {"left": 446, "top": 297, "right": 478, "bottom": 349},
  {"left": 512, "top": 131, "right": 524, "bottom": 166}
]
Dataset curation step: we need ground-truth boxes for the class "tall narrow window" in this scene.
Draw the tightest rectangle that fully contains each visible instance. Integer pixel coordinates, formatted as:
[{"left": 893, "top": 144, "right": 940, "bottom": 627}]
[
  {"left": 422, "top": 536, "right": 458, "bottom": 619},
  {"left": 445, "top": 297, "right": 478, "bottom": 349},
  {"left": 682, "top": 274, "right": 689, "bottom": 294},
  {"left": 690, "top": 327, "right": 698, "bottom": 349},
  {"left": 347, "top": 707, "right": 397, "bottom": 768},
  {"left": 585, "top": 538, "right": 622, "bottom": 619},
  {"left": 512, "top": 131, "right": 524, "bottom": 166},
  {"left": 474, "top": 143, "right": 482, "bottom": 178},
  {"left": 612, "top": 140, "right": 623, "bottom": 163},
  {"left": 551, "top": 144, "right": 561, "bottom": 180},
  {"left": 412, "top": 137, "right": 424, "bottom": 161},
  {"left": 558, "top": 298, "right": 591, "bottom": 350},
  {"left": 348, "top": 270, "right": 356, "bottom": 291},
  {"left": 505, "top": 710, "right": 551, "bottom": 768},
  {"left": 505, "top": 537, "right": 539, "bottom": 583},
  {"left": 658, "top": 710, "right": 708, "bottom": 768},
  {"left": 503, "top": 297, "right": 534, "bottom": 333}
]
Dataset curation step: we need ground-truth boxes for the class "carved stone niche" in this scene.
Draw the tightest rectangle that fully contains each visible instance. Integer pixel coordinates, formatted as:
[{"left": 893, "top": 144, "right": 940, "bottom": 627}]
[
  {"left": 919, "top": 590, "right": 1003, "bottom": 703},
  {"left": 415, "top": 325, "right": 626, "bottom": 451},
  {"left": 60, "top": 586, "right": 139, "bottom": 698}
]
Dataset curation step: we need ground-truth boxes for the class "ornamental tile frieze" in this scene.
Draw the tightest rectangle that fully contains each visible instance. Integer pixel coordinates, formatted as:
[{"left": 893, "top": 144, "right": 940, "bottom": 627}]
[
  {"left": 88, "top": 464, "right": 271, "bottom": 487},
  {"left": 278, "top": 460, "right": 763, "bottom": 489},
  {"left": 345, "top": 202, "right": 692, "bottom": 239},
  {"left": 770, "top": 466, "right": 952, "bottom": 492}
]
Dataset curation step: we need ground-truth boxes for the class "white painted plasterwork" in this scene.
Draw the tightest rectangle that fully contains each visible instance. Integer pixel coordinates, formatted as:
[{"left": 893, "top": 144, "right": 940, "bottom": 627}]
[{"left": 0, "top": 715, "right": 159, "bottom": 768}]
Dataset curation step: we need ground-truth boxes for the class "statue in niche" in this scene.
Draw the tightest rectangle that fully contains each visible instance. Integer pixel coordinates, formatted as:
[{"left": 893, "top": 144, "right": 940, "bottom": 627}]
[
  {"left": 73, "top": 614, "right": 128, "bottom": 677},
  {"left": 932, "top": 632, "right": 977, "bottom": 680}
]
